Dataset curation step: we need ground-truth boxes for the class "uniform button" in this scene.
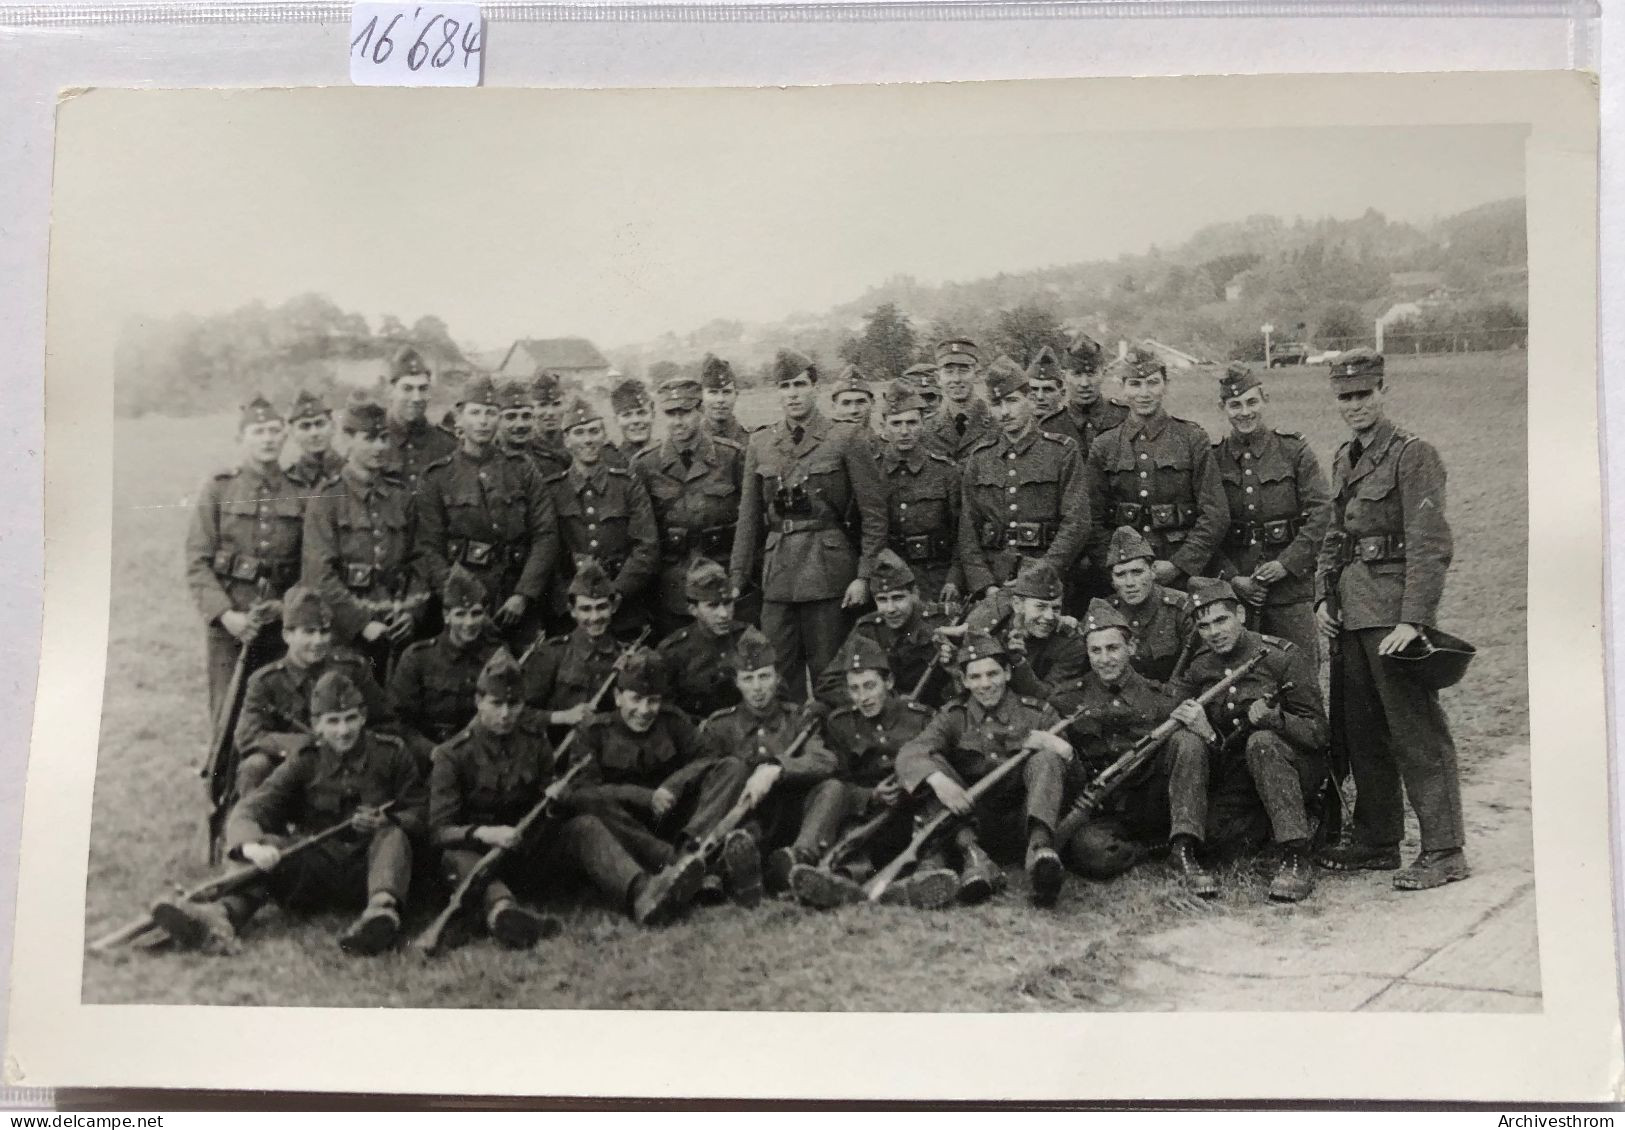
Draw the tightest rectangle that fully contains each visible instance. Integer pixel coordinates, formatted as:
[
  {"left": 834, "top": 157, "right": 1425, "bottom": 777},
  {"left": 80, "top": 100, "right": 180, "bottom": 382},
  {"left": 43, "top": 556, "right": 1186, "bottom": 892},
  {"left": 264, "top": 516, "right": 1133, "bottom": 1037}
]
[
  {"left": 1139, "top": 471, "right": 1148, "bottom": 478},
  {"left": 586, "top": 507, "right": 595, "bottom": 515},
  {"left": 1008, "top": 521, "right": 1018, "bottom": 528},
  {"left": 1245, "top": 486, "right": 1254, "bottom": 494},
  {"left": 1009, "top": 504, "right": 1018, "bottom": 512},
  {"left": 1007, "top": 487, "right": 1017, "bottom": 494},
  {"left": 590, "top": 540, "right": 599, "bottom": 548},
  {"left": 900, "top": 502, "right": 908, "bottom": 510},
  {"left": 1139, "top": 490, "right": 1149, "bottom": 498},
  {"left": 1243, "top": 469, "right": 1252, "bottom": 477},
  {"left": 1248, "top": 504, "right": 1257, "bottom": 511},
  {"left": 1139, "top": 453, "right": 1148, "bottom": 460}
]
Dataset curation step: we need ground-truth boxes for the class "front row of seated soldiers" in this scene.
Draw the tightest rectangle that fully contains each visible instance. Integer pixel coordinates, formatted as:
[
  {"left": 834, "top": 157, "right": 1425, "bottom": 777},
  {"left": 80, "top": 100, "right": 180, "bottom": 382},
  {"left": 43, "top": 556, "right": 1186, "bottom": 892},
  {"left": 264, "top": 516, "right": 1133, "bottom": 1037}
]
[{"left": 163, "top": 574, "right": 1325, "bottom": 956}]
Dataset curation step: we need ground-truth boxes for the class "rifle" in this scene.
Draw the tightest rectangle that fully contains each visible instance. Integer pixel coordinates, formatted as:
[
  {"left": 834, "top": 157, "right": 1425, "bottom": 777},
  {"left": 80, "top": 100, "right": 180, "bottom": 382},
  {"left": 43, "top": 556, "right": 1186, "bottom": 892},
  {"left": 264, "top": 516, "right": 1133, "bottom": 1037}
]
[
  {"left": 1321, "top": 534, "right": 1354, "bottom": 842},
  {"left": 1216, "top": 680, "right": 1295, "bottom": 757},
  {"left": 1054, "top": 652, "right": 1265, "bottom": 845},
  {"left": 413, "top": 627, "right": 649, "bottom": 957},
  {"left": 91, "top": 801, "right": 396, "bottom": 952},
  {"left": 200, "top": 580, "right": 276, "bottom": 865},
  {"left": 673, "top": 720, "right": 817, "bottom": 870},
  {"left": 818, "top": 790, "right": 895, "bottom": 871},
  {"left": 865, "top": 705, "right": 1086, "bottom": 903},
  {"left": 909, "top": 606, "right": 970, "bottom": 702}
]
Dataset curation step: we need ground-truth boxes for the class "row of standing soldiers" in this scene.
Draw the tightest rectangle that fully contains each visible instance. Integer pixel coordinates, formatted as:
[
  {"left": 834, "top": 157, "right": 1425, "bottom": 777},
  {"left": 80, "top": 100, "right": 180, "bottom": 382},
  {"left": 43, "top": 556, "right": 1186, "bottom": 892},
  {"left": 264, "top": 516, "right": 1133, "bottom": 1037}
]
[{"left": 165, "top": 337, "right": 1469, "bottom": 954}]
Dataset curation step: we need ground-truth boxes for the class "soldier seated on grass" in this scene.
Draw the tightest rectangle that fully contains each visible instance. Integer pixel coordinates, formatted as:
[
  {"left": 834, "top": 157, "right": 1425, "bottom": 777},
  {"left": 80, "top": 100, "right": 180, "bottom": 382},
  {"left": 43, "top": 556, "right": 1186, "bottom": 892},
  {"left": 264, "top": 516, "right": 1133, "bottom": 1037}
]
[
  {"left": 895, "top": 632, "right": 1075, "bottom": 909},
  {"left": 657, "top": 558, "right": 748, "bottom": 721},
  {"left": 429, "top": 649, "right": 706, "bottom": 947},
  {"left": 154, "top": 671, "right": 426, "bottom": 957}
]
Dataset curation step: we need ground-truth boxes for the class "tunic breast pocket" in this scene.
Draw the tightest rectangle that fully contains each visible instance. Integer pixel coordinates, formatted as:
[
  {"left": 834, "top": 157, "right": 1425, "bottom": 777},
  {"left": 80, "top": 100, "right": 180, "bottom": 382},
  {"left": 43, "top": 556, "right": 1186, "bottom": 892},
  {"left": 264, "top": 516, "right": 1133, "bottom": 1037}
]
[{"left": 1152, "top": 449, "right": 1194, "bottom": 493}]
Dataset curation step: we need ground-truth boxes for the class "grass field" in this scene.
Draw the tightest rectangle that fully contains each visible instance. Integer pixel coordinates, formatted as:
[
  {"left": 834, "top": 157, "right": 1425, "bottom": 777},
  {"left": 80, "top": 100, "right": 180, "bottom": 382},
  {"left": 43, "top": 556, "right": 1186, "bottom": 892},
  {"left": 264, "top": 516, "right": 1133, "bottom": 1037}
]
[{"left": 81, "top": 351, "right": 1529, "bottom": 1009}]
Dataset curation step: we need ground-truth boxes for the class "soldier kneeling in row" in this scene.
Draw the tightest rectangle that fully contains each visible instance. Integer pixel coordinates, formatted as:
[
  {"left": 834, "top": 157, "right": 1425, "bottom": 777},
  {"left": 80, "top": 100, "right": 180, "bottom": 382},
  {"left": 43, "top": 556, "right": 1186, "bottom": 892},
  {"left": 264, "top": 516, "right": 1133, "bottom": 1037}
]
[
  {"left": 657, "top": 558, "right": 749, "bottom": 721},
  {"left": 430, "top": 649, "right": 705, "bottom": 947},
  {"left": 155, "top": 671, "right": 424, "bottom": 956},
  {"left": 814, "top": 550, "right": 953, "bottom": 710},
  {"left": 389, "top": 565, "right": 500, "bottom": 747},
  {"left": 895, "top": 633, "right": 1075, "bottom": 908}
]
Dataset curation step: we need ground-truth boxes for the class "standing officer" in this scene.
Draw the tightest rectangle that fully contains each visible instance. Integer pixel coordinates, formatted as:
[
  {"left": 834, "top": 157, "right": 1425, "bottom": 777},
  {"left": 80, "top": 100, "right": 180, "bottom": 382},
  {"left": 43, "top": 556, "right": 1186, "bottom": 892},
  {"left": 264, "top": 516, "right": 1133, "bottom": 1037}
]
[
  {"left": 1103, "top": 526, "right": 1197, "bottom": 684},
  {"left": 301, "top": 396, "right": 424, "bottom": 677},
  {"left": 829, "top": 366, "right": 876, "bottom": 431},
  {"left": 527, "top": 370, "right": 572, "bottom": 477},
  {"left": 1061, "top": 331, "right": 1128, "bottom": 452},
  {"left": 957, "top": 356, "right": 1092, "bottom": 600},
  {"left": 874, "top": 380, "right": 963, "bottom": 608},
  {"left": 186, "top": 394, "right": 302, "bottom": 720},
  {"left": 634, "top": 375, "right": 745, "bottom": 638},
  {"left": 540, "top": 396, "right": 660, "bottom": 638},
  {"left": 417, "top": 375, "right": 557, "bottom": 645},
  {"left": 1314, "top": 350, "right": 1466, "bottom": 891},
  {"left": 283, "top": 390, "right": 345, "bottom": 489},
  {"left": 698, "top": 354, "right": 752, "bottom": 445},
  {"left": 656, "top": 558, "right": 750, "bottom": 720},
  {"left": 388, "top": 566, "right": 499, "bottom": 746},
  {"left": 925, "top": 338, "right": 995, "bottom": 459},
  {"left": 815, "top": 550, "right": 953, "bottom": 709},
  {"left": 607, "top": 377, "right": 656, "bottom": 467},
  {"left": 1085, "top": 345, "right": 1228, "bottom": 591},
  {"left": 1210, "top": 363, "right": 1332, "bottom": 663},
  {"left": 729, "top": 350, "right": 890, "bottom": 700},
  {"left": 381, "top": 346, "right": 458, "bottom": 497}
]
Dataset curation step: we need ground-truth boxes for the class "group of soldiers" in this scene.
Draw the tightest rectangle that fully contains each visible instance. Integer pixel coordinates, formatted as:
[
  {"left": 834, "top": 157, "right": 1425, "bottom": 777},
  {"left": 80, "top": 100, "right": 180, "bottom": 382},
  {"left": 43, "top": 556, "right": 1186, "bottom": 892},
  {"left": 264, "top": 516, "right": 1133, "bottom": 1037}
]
[{"left": 154, "top": 331, "right": 1471, "bottom": 957}]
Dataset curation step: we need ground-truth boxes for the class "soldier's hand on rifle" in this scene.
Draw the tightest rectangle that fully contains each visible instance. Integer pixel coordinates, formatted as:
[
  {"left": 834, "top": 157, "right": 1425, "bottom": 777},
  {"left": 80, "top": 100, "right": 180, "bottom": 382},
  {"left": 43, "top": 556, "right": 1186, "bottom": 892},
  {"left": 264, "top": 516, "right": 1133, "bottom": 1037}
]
[
  {"left": 220, "top": 610, "right": 255, "bottom": 642},
  {"left": 874, "top": 778, "right": 903, "bottom": 808},
  {"left": 1315, "top": 601, "right": 1342, "bottom": 640},
  {"left": 240, "top": 842, "right": 282, "bottom": 871},
  {"left": 550, "top": 702, "right": 592, "bottom": 728},
  {"left": 1247, "top": 699, "right": 1283, "bottom": 731},
  {"left": 495, "top": 594, "right": 528, "bottom": 628},
  {"left": 1230, "top": 576, "right": 1267, "bottom": 607},
  {"left": 350, "top": 805, "right": 387, "bottom": 833},
  {"left": 938, "top": 582, "right": 962, "bottom": 615},
  {"left": 740, "top": 763, "right": 783, "bottom": 808},
  {"left": 385, "top": 611, "right": 416, "bottom": 643},
  {"left": 1023, "top": 730, "right": 1073, "bottom": 763},
  {"left": 473, "top": 825, "right": 521, "bottom": 850},
  {"left": 1153, "top": 560, "right": 1181, "bottom": 586},
  {"left": 1252, "top": 561, "right": 1288, "bottom": 586},
  {"left": 926, "top": 771, "right": 974, "bottom": 816},
  {"left": 650, "top": 787, "right": 677, "bottom": 820},
  {"left": 361, "top": 621, "right": 390, "bottom": 643},
  {"left": 1378, "top": 622, "right": 1422, "bottom": 657},
  {"left": 840, "top": 578, "right": 869, "bottom": 610},
  {"left": 1172, "top": 700, "right": 1217, "bottom": 744}
]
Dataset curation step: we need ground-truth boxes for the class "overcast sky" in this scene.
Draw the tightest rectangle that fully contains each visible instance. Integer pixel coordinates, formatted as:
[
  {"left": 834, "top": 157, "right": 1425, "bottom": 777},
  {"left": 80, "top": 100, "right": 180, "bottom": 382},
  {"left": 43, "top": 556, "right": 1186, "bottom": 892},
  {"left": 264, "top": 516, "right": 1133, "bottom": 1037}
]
[{"left": 54, "top": 87, "right": 1526, "bottom": 352}]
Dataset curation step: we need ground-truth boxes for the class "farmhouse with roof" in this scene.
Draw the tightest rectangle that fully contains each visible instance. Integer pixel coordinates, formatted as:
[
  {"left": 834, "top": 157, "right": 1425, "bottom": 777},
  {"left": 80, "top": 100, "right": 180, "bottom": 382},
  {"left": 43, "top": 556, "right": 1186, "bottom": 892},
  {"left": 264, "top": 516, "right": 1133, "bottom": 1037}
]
[{"left": 497, "top": 337, "right": 613, "bottom": 390}]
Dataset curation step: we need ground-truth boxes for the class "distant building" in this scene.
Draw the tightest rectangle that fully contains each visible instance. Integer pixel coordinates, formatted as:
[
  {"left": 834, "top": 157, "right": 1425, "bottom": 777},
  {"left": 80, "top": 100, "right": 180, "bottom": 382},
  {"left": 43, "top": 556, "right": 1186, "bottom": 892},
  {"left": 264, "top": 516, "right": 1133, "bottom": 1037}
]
[{"left": 497, "top": 337, "right": 613, "bottom": 389}]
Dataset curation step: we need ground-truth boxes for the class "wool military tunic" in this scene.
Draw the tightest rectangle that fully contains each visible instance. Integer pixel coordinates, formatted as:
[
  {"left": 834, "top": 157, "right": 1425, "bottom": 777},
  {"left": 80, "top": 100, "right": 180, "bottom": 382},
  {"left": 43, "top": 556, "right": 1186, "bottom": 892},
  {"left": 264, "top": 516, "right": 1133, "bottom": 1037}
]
[
  {"left": 301, "top": 464, "right": 424, "bottom": 644},
  {"left": 957, "top": 426, "right": 1092, "bottom": 594},
  {"left": 877, "top": 442, "right": 963, "bottom": 597},
  {"left": 1108, "top": 585, "right": 1196, "bottom": 684},
  {"left": 388, "top": 632, "right": 499, "bottom": 745},
  {"left": 574, "top": 707, "right": 711, "bottom": 804},
  {"left": 418, "top": 445, "right": 557, "bottom": 608},
  {"left": 186, "top": 460, "right": 307, "bottom": 624},
  {"left": 633, "top": 434, "right": 745, "bottom": 616},
  {"left": 964, "top": 588, "right": 1091, "bottom": 697},
  {"left": 1052, "top": 667, "right": 1174, "bottom": 770},
  {"left": 1169, "top": 630, "right": 1326, "bottom": 754},
  {"left": 1211, "top": 427, "right": 1332, "bottom": 608},
  {"left": 235, "top": 650, "right": 398, "bottom": 761},
  {"left": 1085, "top": 410, "right": 1229, "bottom": 580},
  {"left": 521, "top": 628, "right": 620, "bottom": 711},
  {"left": 698, "top": 701, "right": 839, "bottom": 783},
  {"left": 1066, "top": 397, "right": 1129, "bottom": 454},
  {"left": 1036, "top": 408, "right": 1086, "bottom": 449},
  {"left": 924, "top": 396, "right": 996, "bottom": 460},
  {"left": 228, "top": 730, "right": 426, "bottom": 848},
  {"left": 824, "top": 697, "right": 934, "bottom": 787},
  {"left": 896, "top": 691, "right": 1063, "bottom": 793},
  {"left": 283, "top": 448, "right": 347, "bottom": 491},
  {"left": 657, "top": 621, "right": 748, "bottom": 720},
  {"left": 428, "top": 713, "right": 556, "bottom": 845},
  {"left": 540, "top": 460, "right": 659, "bottom": 611},
  {"left": 814, "top": 604, "right": 954, "bottom": 708},
  {"left": 702, "top": 416, "right": 752, "bottom": 446},
  {"left": 383, "top": 416, "right": 458, "bottom": 496}
]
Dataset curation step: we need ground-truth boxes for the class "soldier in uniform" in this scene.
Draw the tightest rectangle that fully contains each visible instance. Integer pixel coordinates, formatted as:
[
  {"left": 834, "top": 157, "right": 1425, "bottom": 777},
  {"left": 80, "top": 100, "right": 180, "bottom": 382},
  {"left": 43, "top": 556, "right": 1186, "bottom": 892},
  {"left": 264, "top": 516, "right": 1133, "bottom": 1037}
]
[
  {"left": 417, "top": 374, "right": 558, "bottom": 646},
  {"left": 1084, "top": 345, "right": 1228, "bottom": 591},
  {"left": 925, "top": 337, "right": 995, "bottom": 459},
  {"left": 494, "top": 379, "right": 539, "bottom": 461},
  {"left": 233, "top": 586, "right": 412, "bottom": 793},
  {"left": 1028, "top": 347, "right": 1085, "bottom": 449},
  {"left": 381, "top": 346, "right": 458, "bottom": 496},
  {"left": 815, "top": 550, "right": 953, "bottom": 709},
  {"left": 896, "top": 632, "right": 1075, "bottom": 907},
  {"left": 902, "top": 362, "right": 943, "bottom": 420},
  {"left": 874, "top": 379, "right": 963, "bottom": 608},
  {"left": 1209, "top": 363, "right": 1332, "bottom": 664},
  {"left": 829, "top": 365, "right": 876, "bottom": 431},
  {"left": 1313, "top": 350, "right": 1467, "bottom": 891},
  {"left": 959, "top": 558, "right": 1090, "bottom": 699},
  {"left": 522, "top": 559, "right": 626, "bottom": 720},
  {"left": 185, "top": 393, "right": 302, "bottom": 720},
  {"left": 656, "top": 558, "right": 749, "bottom": 720},
  {"left": 1103, "top": 525, "right": 1197, "bottom": 684},
  {"left": 607, "top": 377, "right": 656, "bottom": 467},
  {"left": 784, "top": 636, "right": 949, "bottom": 910},
  {"left": 1061, "top": 331, "right": 1128, "bottom": 452},
  {"left": 957, "top": 356, "right": 1092, "bottom": 599},
  {"left": 539, "top": 396, "right": 659, "bottom": 638},
  {"left": 633, "top": 375, "right": 745, "bottom": 639},
  {"left": 1054, "top": 599, "right": 1216, "bottom": 895},
  {"left": 526, "top": 370, "right": 572, "bottom": 477},
  {"left": 1166, "top": 580, "right": 1326, "bottom": 902},
  {"left": 388, "top": 566, "right": 499, "bottom": 746},
  {"left": 729, "top": 350, "right": 890, "bottom": 700},
  {"left": 154, "top": 670, "right": 426, "bottom": 956},
  {"left": 283, "top": 389, "right": 345, "bottom": 489},
  {"left": 301, "top": 396, "right": 424, "bottom": 679},
  {"left": 698, "top": 354, "right": 751, "bottom": 446},
  {"left": 430, "top": 649, "right": 706, "bottom": 942}
]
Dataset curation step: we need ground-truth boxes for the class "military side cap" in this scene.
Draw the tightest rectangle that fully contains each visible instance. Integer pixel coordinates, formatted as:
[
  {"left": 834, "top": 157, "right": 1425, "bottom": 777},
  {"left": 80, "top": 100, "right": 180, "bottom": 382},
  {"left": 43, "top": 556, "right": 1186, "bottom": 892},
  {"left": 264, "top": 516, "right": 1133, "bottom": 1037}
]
[
  {"left": 282, "top": 584, "right": 332, "bottom": 631},
  {"left": 1189, "top": 577, "right": 1242, "bottom": 614},
  {"left": 934, "top": 338, "right": 980, "bottom": 367},
  {"left": 956, "top": 631, "right": 1007, "bottom": 667},
  {"left": 732, "top": 625, "right": 778, "bottom": 672},
  {"left": 656, "top": 375, "right": 702, "bottom": 411},
  {"left": 983, "top": 355, "right": 1029, "bottom": 401},
  {"left": 1384, "top": 626, "right": 1476, "bottom": 690},
  {"left": 1083, "top": 597, "right": 1133, "bottom": 639},
  {"left": 287, "top": 389, "right": 330, "bottom": 422},
  {"left": 341, "top": 391, "right": 388, "bottom": 436},
  {"left": 311, "top": 669, "right": 365, "bottom": 717},
  {"left": 477, "top": 647, "right": 524, "bottom": 700},
  {"left": 239, "top": 393, "right": 283, "bottom": 428},
  {"left": 684, "top": 557, "right": 733, "bottom": 603},
  {"left": 561, "top": 396, "right": 603, "bottom": 433},
  {"left": 1330, "top": 348, "right": 1385, "bottom": 392},
  {"left": 772, "top": 349, "right": 817, "bottom": 386},
  {"left": 442, "top": 563, "right": 488, "bottom": 610},
  {"left": 831, "top": 365, "right": 872, "bottom": 400},
  {"left": 1219, "top": 362, "right": 1262, "bottom": 402},
  {"left": 842, "top": 634, "right": 891, "bottom": 675},
  {"left": 903, "top": 362, "right": 941, "bottom": 391},
  {"left": 618, "top": 646, "right": 669, "bottom": 696},
  {"left": 389, "top": 346, "right": 429, "bottom": 381},
  {"left": 1106, "top": 525, "right": 1156, "bottom": 568},
  {"left": 458, "top": 374, "right": 499, "bottom": 407},
  {"left": 870, "top": 548, "right": 916, "bottom": 595},
  {"left": 568, "top": 556, "right": 616, "bottom": 599},
  {"left": 1064, "top": 331, "right": 1103, "bottom": 375},
  {"left": 880, "top": 378, "right": 927, "bottom": 418},
  {"left": 496, "top": 380, "right": 535, "bottom": 411},
  {"left": 1011, "top": 557, "right": 1063, "bottom": 601},
  {"left": 610, "top": 377, "right": 651, "bottom": 414},
  {"left": 1025, "top": 346, "right": 1065, "bottom": 387},
  {"left": 1122, "top": 345, "right": 1166, "bottom": 380},
  {"left": 531, "top": 370, "right": 564, "bottom": 406},
  {"left": 700, "top": 354, "right": 736, "bottom": 390}
]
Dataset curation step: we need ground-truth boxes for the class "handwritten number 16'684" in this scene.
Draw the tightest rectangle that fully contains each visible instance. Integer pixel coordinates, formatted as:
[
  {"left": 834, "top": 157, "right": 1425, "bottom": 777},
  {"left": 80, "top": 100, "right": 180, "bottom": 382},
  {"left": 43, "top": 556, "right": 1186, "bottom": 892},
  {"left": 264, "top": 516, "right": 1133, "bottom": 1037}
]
[{"left": 351, "top": 10, "right": 484, "bottom": 71}]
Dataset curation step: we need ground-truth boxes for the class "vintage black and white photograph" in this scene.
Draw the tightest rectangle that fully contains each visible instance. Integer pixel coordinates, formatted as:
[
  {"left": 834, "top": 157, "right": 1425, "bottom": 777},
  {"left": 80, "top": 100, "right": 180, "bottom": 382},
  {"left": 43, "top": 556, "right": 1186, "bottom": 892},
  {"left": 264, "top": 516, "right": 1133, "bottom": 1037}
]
[{"left": 8, "top": 77, "right": 1607, "bottom": 1090}]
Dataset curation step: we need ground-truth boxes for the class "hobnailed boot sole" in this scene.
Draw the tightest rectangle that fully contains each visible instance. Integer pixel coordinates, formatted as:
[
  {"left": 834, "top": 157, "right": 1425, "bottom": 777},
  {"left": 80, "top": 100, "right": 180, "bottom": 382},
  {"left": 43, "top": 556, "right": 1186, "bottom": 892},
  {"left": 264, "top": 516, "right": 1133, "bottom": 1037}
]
[
  {"left": 878, "top": 868, "right": 959, "bottom": 910},
  {"left": 151, "top": 900, "right": 237, "bottom": 954},
  {"left": 1027, "top": 849, "right": 1064, "bottom": 908},
  {"left": 339, "top": 907, "right": 401, "bottom": 956},
  {"left": 635, "top": 855, "right": 707, "bottom": 926},
  {"left": 1268, "top": 862, "right": 1317, "bottom": 903},
  {"left": 790, "top": 865, "right": 866, "bottom": 910},
  {"left": 1316, "top": 842, "right": 1402, "bottom": 872},
  {"left": 721, "top": 830, "right": 764, "bottom": 909},
  {"left": 488, "top": 904, "right": 556, "bottom": 950},
  {"left": 1393, "top": 855, "right": 1471, "bottom": 891},
  {"left": 764, "top": 848, "right": 800, "bottom": 896}
]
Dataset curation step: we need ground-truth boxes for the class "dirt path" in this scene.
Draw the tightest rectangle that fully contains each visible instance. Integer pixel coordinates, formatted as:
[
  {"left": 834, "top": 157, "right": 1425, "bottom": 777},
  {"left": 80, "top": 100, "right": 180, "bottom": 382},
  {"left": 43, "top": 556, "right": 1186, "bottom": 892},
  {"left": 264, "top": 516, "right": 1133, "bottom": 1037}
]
[{"left": 1112, "top": 744, "right": 1538, "bottom": 1012}]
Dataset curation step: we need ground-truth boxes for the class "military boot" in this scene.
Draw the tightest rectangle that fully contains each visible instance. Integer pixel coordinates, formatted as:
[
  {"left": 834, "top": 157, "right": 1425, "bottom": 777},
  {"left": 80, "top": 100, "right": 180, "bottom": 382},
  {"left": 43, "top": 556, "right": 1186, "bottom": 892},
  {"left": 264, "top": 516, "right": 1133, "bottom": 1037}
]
[
  {"left": 632, "top": 855, "right": 707, "bottom": 926},
  {"left": 1025, "top": 838, "right": 1064, "bottom": 908},
  {"left": 1267, "top": 843, "right": 1317, "bottom": 903},
  {"left": 151, "top": 898, "right": 239, "bottom": 955},
  {"left": 877, "top": 866, "right": 959, "bottom": 910},
  {"left": 720, "top": 828, "right": 764, "bottom": 908},
  {"left": 789, "top": 864, "right": 867, "bottom": 910},
  {"left": 1170, "top": 835, "right": 1219, "bottom": 898},
  {"left": 339, "top": 897, "right": 401, "bottom": 956},
  {"left": 1393, "top": 848, "right": 1471, "bottom": 891},
  {"left": 765, "top": 846, "right": 816, "bottom": 897},
  {"left": 1317, "top": 836, "right": 1402, "bottom": 872},
  {"left": 486, "top": 898, "right": 560, "bottom": 949},
  {"left": 956, "top": 842, "right": 1004, "bottom": 905}
]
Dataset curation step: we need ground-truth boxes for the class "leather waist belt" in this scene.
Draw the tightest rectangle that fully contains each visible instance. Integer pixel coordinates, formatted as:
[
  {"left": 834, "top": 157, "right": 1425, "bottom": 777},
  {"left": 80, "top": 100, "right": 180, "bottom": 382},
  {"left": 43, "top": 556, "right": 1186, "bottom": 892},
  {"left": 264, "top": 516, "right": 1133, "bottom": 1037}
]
[
  {"left": 1340, "top": 533, "right": 1406, "bottom": 566},
  {"left": 981, "top": 521, "right": 1056, "bottom": 551},
  {"left": 777, "top": 517, "right": 838, "bottom": 534},
  {"left": 212, "top": 552, "right": 298, "bottom": 587},
  {"left": 1111, "top": 501, "right": 1192, "bottom": 531},
  {"left": 891, "top": 533, "right": 951, "bottom": 563},
  {"left": 662, "top": 524, "right": 735, "bottom": 559},
  {"left": 1225, "top": 518, "right": 1301, "bottom": 549},
  {"left": 448, "top": 538, "right": 527, "bottom": 568},
  {"left": 341, "top": 563, "right": 405, "bottom": 591}
]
